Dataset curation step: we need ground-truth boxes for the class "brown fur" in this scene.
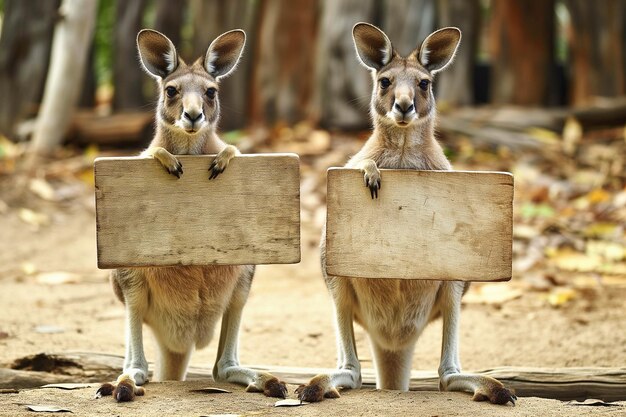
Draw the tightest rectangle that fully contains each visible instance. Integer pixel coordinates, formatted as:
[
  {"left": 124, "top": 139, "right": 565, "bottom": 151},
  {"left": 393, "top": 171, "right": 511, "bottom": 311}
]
[
  {"left": 96, "top": 374, "right": 145, "bottom": 402},
  {"left": 298, "top": 23, "right": 515, "bottom": 406},
  {"left": 101, "top": 29, "right": 286, "bottom": 401}
]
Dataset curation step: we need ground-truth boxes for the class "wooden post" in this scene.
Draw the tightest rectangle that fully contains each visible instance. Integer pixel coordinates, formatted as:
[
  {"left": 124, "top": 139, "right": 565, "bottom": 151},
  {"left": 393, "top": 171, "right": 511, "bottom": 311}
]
[
  {"left": 325, "top": 169, "right": 513, "bottom": 281},
  {"left": 95, "top": 154, "right": 300, "bottom": 268},
  {"left": 489, "top": 0, "right": 555, "bottom": 106}
]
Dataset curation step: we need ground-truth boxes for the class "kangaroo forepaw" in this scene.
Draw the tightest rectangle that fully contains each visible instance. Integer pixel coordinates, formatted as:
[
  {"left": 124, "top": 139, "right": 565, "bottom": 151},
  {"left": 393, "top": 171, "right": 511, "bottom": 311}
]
[
  {"left": 472, "top": 385, "right": 517, "bottom": 406},
  {"left": 209, "top": 146, "right": 236, "bottom": 180},
  {"left": 158, "top": 154, "right": 183, "bottom": 178},
  {"left": 363, "top": 166, "right": 381, "bottom": 199},
  {"left": 95, "top": 374, "right": 146, "bottom": 402},
  {"left": 208, "top": 160, "right": 225, "bottom": 179},
  {"left": 295, "top": 376, "right": 340, "bottom": 402}
]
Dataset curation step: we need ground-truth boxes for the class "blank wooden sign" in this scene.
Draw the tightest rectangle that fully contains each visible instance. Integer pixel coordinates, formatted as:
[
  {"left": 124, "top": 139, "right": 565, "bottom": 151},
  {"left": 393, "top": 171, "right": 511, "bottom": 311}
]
[
  {"left": 95, "top": 154, "right": 300, "bottom": 268},
  {"left": 325, "top": 169, "right": 513, "bottom": 281}
]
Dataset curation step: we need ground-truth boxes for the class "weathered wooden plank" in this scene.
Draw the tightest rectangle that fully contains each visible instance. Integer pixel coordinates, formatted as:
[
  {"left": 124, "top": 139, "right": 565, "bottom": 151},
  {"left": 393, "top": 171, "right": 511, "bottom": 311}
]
[
  {"left": 95, "top": 154, "right": 300, "bottom": 268},
  {"left": 325, "top": 169, "right": 513, "bottom": 281}
]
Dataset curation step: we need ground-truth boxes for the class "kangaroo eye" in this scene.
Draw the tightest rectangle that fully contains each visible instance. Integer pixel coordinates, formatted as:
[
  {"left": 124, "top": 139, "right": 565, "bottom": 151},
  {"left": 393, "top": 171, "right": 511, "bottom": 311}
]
[
  {"left": 206, "top": 88, "right": 217, "bottom": 99},
  {"left": 380, "top": 78, "right": 391, "bottom": 89},
  {"left": 165, "top": 86, "right": 178, "bottom": 98},
  {"left": 419, "top": 79, "right": 430, "bottom": 91}
]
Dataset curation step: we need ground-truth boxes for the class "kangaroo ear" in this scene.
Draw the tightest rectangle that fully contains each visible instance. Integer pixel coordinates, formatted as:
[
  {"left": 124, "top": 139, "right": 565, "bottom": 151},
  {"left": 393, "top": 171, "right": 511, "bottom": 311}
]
[
  {"left": 416, "top": 27, "right": 461, "bottom": 74},
  {"left": 352, "top": 22, "right": 393, "bottom": 70},
  {"left": 137, "top": 29, "right": 178, "bottom": 78},
  {"left": 204, "top": 29, "right": 246, "bottom": 80}
]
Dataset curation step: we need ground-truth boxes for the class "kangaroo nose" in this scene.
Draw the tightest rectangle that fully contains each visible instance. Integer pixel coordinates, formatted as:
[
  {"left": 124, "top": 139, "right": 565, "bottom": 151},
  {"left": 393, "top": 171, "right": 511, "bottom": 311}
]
[
  {"left": 394, "top": 102, "right": 415, "bottom": 114},
  {"left": 184, "top": 111, "right": 203, "bottom": 123}
]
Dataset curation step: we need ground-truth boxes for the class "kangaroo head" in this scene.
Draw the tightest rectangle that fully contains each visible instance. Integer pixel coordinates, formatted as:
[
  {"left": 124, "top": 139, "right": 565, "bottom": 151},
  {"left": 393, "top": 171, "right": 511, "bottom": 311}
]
[
  {"left": 137, "top": 29, "right": 245, "bottom": 135},
  {"left": 352, "top": 23, "right": 460, "bottom": 129}
]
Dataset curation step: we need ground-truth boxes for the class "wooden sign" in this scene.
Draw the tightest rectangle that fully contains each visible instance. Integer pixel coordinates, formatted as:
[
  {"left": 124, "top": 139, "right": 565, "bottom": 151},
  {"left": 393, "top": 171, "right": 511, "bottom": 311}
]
[
  {"left": 95, "top": 154, "right": 300, "bottom": 268},
  {"left": 325, "top": 169, "right": 513, "bottom": 281}
]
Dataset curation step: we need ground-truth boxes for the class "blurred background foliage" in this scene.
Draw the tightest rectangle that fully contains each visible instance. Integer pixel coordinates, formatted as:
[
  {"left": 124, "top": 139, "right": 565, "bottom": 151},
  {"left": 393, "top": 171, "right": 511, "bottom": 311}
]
[
  {"left": 0, "top": 0, "right": 624, "bottom": 351},
  {"left": 0, "top": 0, "right": 624, "bottom": 146}
]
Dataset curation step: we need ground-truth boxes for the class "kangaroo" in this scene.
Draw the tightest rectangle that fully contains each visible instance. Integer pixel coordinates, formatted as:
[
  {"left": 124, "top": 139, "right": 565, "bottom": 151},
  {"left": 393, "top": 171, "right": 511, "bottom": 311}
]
[
  {"left": 96, "top": 29, "right": 287, "bottom": 402},
  {"left": 296, "top": 23, "right": 516, "bottom": 405}
]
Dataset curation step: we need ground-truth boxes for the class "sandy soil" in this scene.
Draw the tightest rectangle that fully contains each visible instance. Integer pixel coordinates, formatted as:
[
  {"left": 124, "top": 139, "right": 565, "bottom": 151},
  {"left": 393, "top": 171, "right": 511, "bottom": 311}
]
[
  {"left": 0, "top": 155, "right": 625, "bottom": 416},
  {"left": 2, "top": 380, "right": 625, "bottom": 417}
]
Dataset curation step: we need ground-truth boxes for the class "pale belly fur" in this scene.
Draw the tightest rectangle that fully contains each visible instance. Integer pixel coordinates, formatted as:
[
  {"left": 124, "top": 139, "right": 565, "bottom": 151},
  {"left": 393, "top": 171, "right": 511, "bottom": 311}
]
[
  {"left": 115, "top": 265, "right": 251, "bottom": 353},
  {"left": 350, "top": 278, "right": 442, "bottom": 351}
]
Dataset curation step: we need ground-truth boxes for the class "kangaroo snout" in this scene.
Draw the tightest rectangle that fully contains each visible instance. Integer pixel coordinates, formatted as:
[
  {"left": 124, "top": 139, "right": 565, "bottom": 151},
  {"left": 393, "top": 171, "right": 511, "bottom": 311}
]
[
  {"left": 393, "top": 100, "right": 415, "bottom": 115},
  {"left": 391, "top": 94, "right": 416, "bottom": 125},
  {"left": 183, "top": 110, "right": 203, "bottom": 123},
  {"left": 180, "top": 93, "right": 205, "bottom": 131}
]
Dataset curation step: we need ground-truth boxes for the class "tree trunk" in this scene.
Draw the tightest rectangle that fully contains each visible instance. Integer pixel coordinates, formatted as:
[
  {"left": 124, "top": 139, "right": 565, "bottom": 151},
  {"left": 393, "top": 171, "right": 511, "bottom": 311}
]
[
  {"left": 0, "top": 0, "right": 60, "bottom": 139},
  {"left": 250, "top": 0, "right": 318, "bottom": 127},
  {"left": 436, "top": 0, "right": 480, "bottom": 107},
  {"left": 113, "top": 0, "right": 147, "bottom": 111},
  {"left": 30, "top": 0, "right": 98, "bottom": 155},
  {"left": 79, "top": 45, "right": 96, "bottom": 108},
  {"left": 313, "top": 0, "right": 378, "bottom": 129},
  {"left": 153, "top": 0, "right": 185, "bottom": 51},
  {"left": 565, "top": 0, "right": 625, "bottom": 105},
  {"left": 489, "top": 0, "right": 555, "bottom": 105},
  {"left": 381, "top": 0, "right": 436, "bottom": 56},
  {"left": 190, "top": 0, "right": 259, "bottom": 131}
]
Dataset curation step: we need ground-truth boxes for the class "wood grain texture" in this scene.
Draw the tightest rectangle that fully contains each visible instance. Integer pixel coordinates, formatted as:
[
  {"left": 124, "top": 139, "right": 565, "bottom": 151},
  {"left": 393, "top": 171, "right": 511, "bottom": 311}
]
[
  {"left": 95, "top": 154, "right": 300, "bottom": 268},
  {"left": 326, "top": 168, "right": 513, "bottom": 281}
]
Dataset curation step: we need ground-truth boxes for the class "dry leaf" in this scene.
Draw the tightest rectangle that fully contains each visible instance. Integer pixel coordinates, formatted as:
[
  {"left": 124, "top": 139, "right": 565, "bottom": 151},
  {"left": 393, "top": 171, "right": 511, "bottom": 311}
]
[
  {"left": 546, "top": 288, "right": 577, "bottom": 307},
  {"left": 275, "top": 399, "right": 307, "bottom": 407},
  {"left": 567, "top": 399, "right": 620, "bottom": 407},
  {"left": 527, "top": 127, "right": 560, "bottom": 145},
  {"left": 24, "top": 404, "right": 72, "bottom": 413},
  {"left": 21, "top": 262, "right": 38, "bottom": 275},
  {"left": 41, "top": 383, "right": 91, "bottom": 390},
  {"left": 78, "top": 169, "right": 95, "bottom": 186},
  {"left": 34, "top": 325, "right": 65, "bottom": 334},
  {"left": 18, "top": 208, "right": 50, "bottom": 229},
  {"left": 550, "top": 250, "right": 602, "bottom": 272},
  {"left": 586, "top": 241, "right": 625, "bottom": 262},
  {"left": 462, "top": 284, "right": 522, "bottom": 305},
  {"left": 0, "top": 134, "right": 19, "bottom": 159},
  {"left": 29, "top": 179, "right": 57, "bottom": 201},
  {"left": 562, "top": 117, "right": 582, "bottom": 156},
  {"left": 189, "top": 387, "right": 232, "bottom": 394},
  {"left": 200, "top": 414, "right": 241, "bottom": 417},
  {"left": 583, "top": 223, "right": 621, "bottom": 239},
  {"left": 35, "top": 272, "right": 82, "bottom": 285},
  {"left": 513, "top": 224, "right": 540, "bottom": 240},
  {"left": 586, "top": 189, "right": 611, "bottom": 205}
]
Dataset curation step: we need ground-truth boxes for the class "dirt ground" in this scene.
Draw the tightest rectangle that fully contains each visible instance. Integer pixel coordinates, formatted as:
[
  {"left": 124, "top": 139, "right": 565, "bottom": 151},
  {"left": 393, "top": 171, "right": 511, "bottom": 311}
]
[
  {"left": 2, "top": 380, "right": 626, "bottom": 417},
  {"left": 0, "top": 134, "right": 625, "bottom": 415}
]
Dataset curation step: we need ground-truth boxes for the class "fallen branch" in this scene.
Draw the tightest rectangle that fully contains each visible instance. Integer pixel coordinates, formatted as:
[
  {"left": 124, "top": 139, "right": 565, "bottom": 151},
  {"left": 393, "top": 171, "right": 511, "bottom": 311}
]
[
  {"left": 4, "top": 352, "right": 625, "bottom": 402},
  {"left": 67, "top": 111, "right": 154, "bottom": 147},
  {"left": 438, "top": 97, "right": 626, "bottom": 150}
]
